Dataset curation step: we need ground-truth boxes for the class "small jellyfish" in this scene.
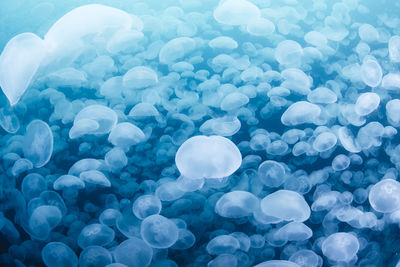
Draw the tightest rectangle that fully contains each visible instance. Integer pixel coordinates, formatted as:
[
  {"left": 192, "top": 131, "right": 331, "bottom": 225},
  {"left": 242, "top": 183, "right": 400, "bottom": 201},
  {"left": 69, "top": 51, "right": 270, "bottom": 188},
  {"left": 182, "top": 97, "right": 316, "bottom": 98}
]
[
  {"left": 360, "top": 58, "right": 382, "bottom": 87},
  {"left": 123, "top": 66, "right": 158, "bottom": 90},
  {"left": 354, "top": 92, "right": 380, "bottom": 116},
  {"left": 28, "top": 205, "right": 62, "bottom": 240},
  {"left": 32, "top": 190, "right": 67, "bottom": 216},
  {"left": 260, "top": 190, "right": 310, "bottom": 222},
  {"left": 112, "top": 238, "right": 153, "bottom": 267},
  {"left": 11, "top": 158, "right": 33, "bottom": 176},
  {"left": 389, "top": 36, "right": 400, "bottom": 62},
  {"left": 68, "top": 158, "right": 102, "bottom": 176},
  {"left": 128, "top": 103, "right": 159, "bottom": 120},
  {"left": 281, "top": 101, "right": 321, "bottom": 126},
  {"left": 311, "top": 191, "right": 340, "bottom": 212},
  {"left": 116, "top": 208, "right": 141, "bottom": 238},
  {"left": 321, "top": 232, "right": 359, "bottom": 262},
  {"left": 220, "top": 92, "right": 249, "bottom": 111},
  {"left": 289, "top": 249, "right": 320, "bottom": 267},
  {"left": 313, "top": 132, "right": 337, "bottom": 152},
  {"left": 213, "top": 0, "right": 260, "bottom": 26},
  {"left": 175, "top": 135, "right": 242, "bottom": 179},
  {"left": 273, "top": 222, "right": 313, "bottom": 242},
  {"left": 206, "top": 235, "right": 240, "bottom": 255},
  {"left": 77, "top": 223, "right": 115, "bottom": 249},
  {"left": 254, "top": 260, "right": 300, "bottom": 267},
  {"left": 386, "top": 99, "right": 400, "bottom": 127},
  {"left": 132, "top": 195, "right": 162, "bottom": 219},
  {"left": 79, "top": 246, "right": 112, "bottom": 267},
  {"left": 281, "top": 68, "right": 311, "bottom": 95},
  {"left": 99, "top": 209, "right": 122, "bottom": 226},
  {"left": 0, "top": 32, "right": 46, "bottom": 106},
  {"left": 215, "top": 191, "right": 259, "bottom": 218},
  {"left": 41, "top": 242, "right": 78, "bottom": 267},
  {"left": 53, "top": 174, "right": 85, "bottom": 191},
  {"left": 80, "top": 170, "right": 111, "bottom": 188},
  {"left": 23, "top": 120, "right": 53, "bottom": 168},
  {"left": 230, "top": 232, "right": 250, "bottom": 252},
  {"left": 155, "top": 181, "right": 185, "bottom": 202},
  {"left": 275, "top": 40, "right": 303, "bottom": 66},
  {"left": 21, "top": 173, "right": 46, "bottom": 200},
  {"left": 337, "top": 127, "right": 361, "bottom": 153},
  {"left": 369, "top": 179, "right": 400, "bottom": 213},
  {"left": 69, "top": 105, "right": 117, "bottom": 139},
  {"left": 0, "top": 107, "right": 20, "bottom": 133},
  {"left": 105, "top": 147, "right": 128, "bottom": 171},
  {"left": 199, "top": 116, "right": 241, "bottom": 137},
  {"left": 307, "top": 87, "right": 337, "bottom": 104},
  {"left": 258, "top": 160, "right": 286, "bottom": 188},
  {"left": 332, "top": 154, "right": 350, "bottom": 171},
  {"left": 171, "top": 229, "right": 196, "bottom": 250},
  {"left": 247, "top": 17, "right": 275, "bottom": 36},
  {"left": 108, "top": 122, "right": 145, "bottom": 149},
  {"left": 250, "top": 234, "right": 265, "bottom": 248},
  {"left": 209, "top": 36, "right": 238, "bottom": 50},
  {"left": 159, "top": 37, "right": 196, "bottom": 64},
  {"left": 359, "top": 24, "right": 379, "bottom": 43},
  {"left": 140, "top": 215, "right": 179, "bottom": 248},
  {"left": 304, "top": 31, "right": 327, "bottom": 47},
  {"left": 208, "top": 254, "right": 238, "bottom": 267}
]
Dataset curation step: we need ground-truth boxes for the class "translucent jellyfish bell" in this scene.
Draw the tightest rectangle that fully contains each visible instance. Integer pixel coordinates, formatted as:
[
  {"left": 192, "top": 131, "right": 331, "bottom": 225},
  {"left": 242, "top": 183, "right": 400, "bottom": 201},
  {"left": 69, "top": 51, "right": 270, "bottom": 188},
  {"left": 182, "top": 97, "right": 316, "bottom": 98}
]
[
  {"left": 354, "top": 92, "right": 380, "bottom": 116},
  {"left": 132, "top": 195, "right": 162, "bottom": 219},
  {"left": 260, "top": 190, "right": 311, "bottom": 222},
  {"left": 108, "top": 122, "right": 145, "bottom": 149},
  {"left": 313, "top": 132, "right": 337, "bottom": 152},
  {"left": 281, "top": 101, "right": 321, "bottom": 126},
  {"left": 254, "top": 260, "right": 300, "bottom": 267},
  {"left": 369, "top": 179, "right": 400, "bottom": 213},
  {"left": 23, "top": 120, "right": 53, "bottom": 168},
  {"left": 53, "top": 175, "right": 85, "bottom": 191},
  {"left": 41, "top": 242, "right": 78, "bottom": 267},
  {"left": 21, "top": 173, "right": 46, "bottom": 200},
  {"left": 69, "top": 105, "right": 117, "bottom": 139},
  {"left": 273, "top": 222, "right": 313, "bottom": 242},
  {"left": 123, "top": 66, "right": 158, "bottom": 90},
  {"left": 140, "top": 215, "right": 179, "bottom": 248},
  {"left": 213, "top": 0, "right": 260, "bottom": 26},
  {"left": 28, "top": 205, "right": 62, "bottom": 240},
  {"left": 275, "top": 40, "right": 303, "bottom": 66},
  {"left": 112, "top": 238, "right": 153, "bottom": 267},
  {"left": 307, "top": 87, "right": 337, "bottom": 104},
  {"left": 389, "top": 35, "right": 400, "bottom": 62},
  {"left": 80, "top": 170, "right": 111, "bottom": 188},
  {"left": 43, "top": 4, "right": 134, "bottom": 64},
  {"left": 77, "top": 223, "right": 115, "bottom": 249},
  {"left": 79, "top": 246, "right": 112, "bottom": 267},
  {"left": 0, "top": 33, "right": 46, "bottom": 106},
  {"left": 206, "top": 235, "right": 240, "bottom": 255},
  {"left": 215, "top": 191, "right": 259, "bottom": 218},
  {"left": 159, "top": 37, "right": 196, "bottom": 64},
  {"left": 175, "top": 135, "right": 242, "bottom": 179},
  {"left": 209, "top": 36, "right": 238, "bottom": 50},
  {"left": 289, "top": 250, "right": 320, "bottom": 267},
  {"left": 321, "top": 232, "right": 359, "bottom": 262}
]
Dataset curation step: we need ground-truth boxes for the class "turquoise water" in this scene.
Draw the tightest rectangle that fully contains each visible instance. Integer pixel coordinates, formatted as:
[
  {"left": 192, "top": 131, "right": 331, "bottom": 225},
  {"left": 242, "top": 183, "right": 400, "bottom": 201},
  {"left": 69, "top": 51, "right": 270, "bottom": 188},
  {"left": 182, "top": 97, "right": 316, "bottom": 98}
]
[{"left": 0, "top": 0, "right": 400, "bottom": 266}]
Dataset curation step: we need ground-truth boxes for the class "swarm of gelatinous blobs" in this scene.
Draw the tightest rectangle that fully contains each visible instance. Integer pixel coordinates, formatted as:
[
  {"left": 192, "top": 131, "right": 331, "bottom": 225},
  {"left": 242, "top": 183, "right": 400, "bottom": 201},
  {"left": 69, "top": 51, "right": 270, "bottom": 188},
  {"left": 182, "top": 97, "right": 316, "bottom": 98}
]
[{"left": 1, "top": 0, "right": 400, "bottom": 266}]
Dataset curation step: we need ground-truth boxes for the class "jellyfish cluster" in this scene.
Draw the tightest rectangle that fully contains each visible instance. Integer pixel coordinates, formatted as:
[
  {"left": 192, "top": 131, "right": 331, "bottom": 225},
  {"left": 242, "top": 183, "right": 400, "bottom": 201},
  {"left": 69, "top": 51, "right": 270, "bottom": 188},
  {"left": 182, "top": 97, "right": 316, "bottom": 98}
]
[{"left": 0, "top": 0, "right": 400, "bottom": 266}]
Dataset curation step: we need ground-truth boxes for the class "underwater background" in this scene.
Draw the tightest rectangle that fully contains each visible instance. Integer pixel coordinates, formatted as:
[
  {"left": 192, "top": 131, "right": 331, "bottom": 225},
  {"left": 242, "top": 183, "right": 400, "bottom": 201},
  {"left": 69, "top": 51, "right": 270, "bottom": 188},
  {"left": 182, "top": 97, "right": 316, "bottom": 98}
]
[{"left": 1, "top": 0, "right": 400, "bottom": 266}]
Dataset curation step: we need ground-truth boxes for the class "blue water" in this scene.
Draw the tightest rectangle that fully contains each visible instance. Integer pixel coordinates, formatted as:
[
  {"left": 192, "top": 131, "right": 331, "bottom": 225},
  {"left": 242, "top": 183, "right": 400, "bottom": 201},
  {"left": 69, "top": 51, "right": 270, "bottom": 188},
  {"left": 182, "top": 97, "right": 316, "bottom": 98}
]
[{"left": 0, "top": 0, "right": 400, "bottom": 266}]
